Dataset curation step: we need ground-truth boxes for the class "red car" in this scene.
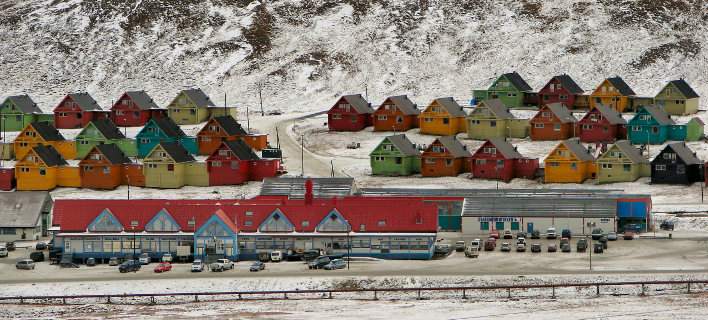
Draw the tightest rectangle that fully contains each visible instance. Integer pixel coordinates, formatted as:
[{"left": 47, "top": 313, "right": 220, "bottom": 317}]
[
  {"left": 154, "top": 262, "right": 172, "bottom": 273},
  {"left": 489, "top": 230, "right": 500, "bottom": 239}
]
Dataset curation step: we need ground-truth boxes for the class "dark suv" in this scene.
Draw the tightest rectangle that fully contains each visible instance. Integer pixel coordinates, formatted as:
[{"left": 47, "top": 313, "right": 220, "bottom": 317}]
[
  {"left": 660, "top": 221, "right": 674, "bottom": 231},
  {"left": 561, "top": 229, "right": 571, "bottom": 239},
  {"left": 119, "top": 260, "right": 141, "bottom": 273}
]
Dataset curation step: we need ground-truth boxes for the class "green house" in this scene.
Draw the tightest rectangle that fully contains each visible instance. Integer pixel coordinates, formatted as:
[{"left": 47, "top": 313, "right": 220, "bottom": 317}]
[
  {"left": 473, "top": 72, "right": 534, "bottom": 108},
  {"left": 75, "top": 119, "right": 137, "bottom": 159},
  {"left": 466, "top": 99, "right": 530, "bottom": 140},
  {"left": 654, "top": 79, "right": 700, "bottom": 115},
  {"left": 685, "top": 117, "right": 704, "bottom": 141},
  {"left": 143, "top": 142, "right": 196, "bottom": 188},
  {"left": 595, "top": 140, "right": 650, "bottom": 184},
  {"left": 167, "top": 88, "right": 216, "bottom": 125},
  {"left": 0, "top": 95, "right": 52, "bottom": 132},
  {"left": 370, "top": 134, "right": 420, "bottom": 176}
]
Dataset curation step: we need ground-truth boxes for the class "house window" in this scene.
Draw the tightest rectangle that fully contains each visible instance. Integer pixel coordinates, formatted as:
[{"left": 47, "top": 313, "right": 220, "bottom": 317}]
[
  {"left": 542, "top": 112, "right": 551, "bottom": 118},
  {"left": 601, "top": 163, "right": 612, "bottom": 169},
  {"left": 116, "top": 110, "right": 124, "bottom": 116},
  {"left": 167, "top": 164, "right": 175, "bottom": 171},
  {"left": 543, "top": 95, "right": 550, "bottom": 100},
  {"left": 483, "top": 147, "right": 496, "bottom": 154},
  {"left": 548, "top": 162, "right": 560, "bottom": 167},
  {"left": 103, "top": 167, "right": 111, "bottom": 174},
  {"left": 424, "top": 118, "right": 433, "bottom": 122},
  {"left": 639, "top": 115, "right": 651, "bottom": 121},
  {"left": 570, "top": 162, "right": 577, "bottom": 170},
  {"left": 159, "top": 152, "right": 167, "bottom": 158},
  {"left": 443, "top": 118, "right": 449, "bottom": 125},
  {"left": 340, "top": 104, "right": 351, "bottom": 111},
  {"left": 676, "top": 100, "right": 684, "bottom": 104},
  {"left": 559, "top": 95, "right": 568, "bottom": 100},
  {"left": 651, "top": 127, "right": 659, "bottom": 134},
  {"left": 212, "top": 161, "right": 222, "bottom": 167},
  {"left": 351, "top": 115, "right": 358, "bottom": 123},
  {"left": 507, "top": 92, "right": 516, "bottom": 97},
  {"left": 374, "top": 156, "right": 385, "bottom": 161},
  {"left": 201, "top": 136, "right": 211, "bottom": 142},
  {"left": 396, "top": 116, "right": 403, "bottom": 123},
  {"left": 395, "top": 157, "right": 402, "bottom": 164},
  {"left": 623, "top": 164, "right": 631, "bottom": 171},
  {"left": 632, "top": 126, "right": 641, "bottom": 131},
  {"left": 218, "top": 150, "right": 229, "bottom": 156},
  {"left": 480, "top": 221, "right": 489, "bottom": 230},
  {"left": 140, "top": 138, "right": 150, "bottom": 144},
  {"left": 663, "top": 153, "right": 676, "bottom": 160},
  {"left": 302, "top": 221, "right": 309, "bottom": 227},
  {"left": 496, "top": 160, "right": 504, "bottom": 168},
  {"left": 377, "top": 115, "right": 387, "bottom": 121},
  {"left": 655, "top": 164, "right": 666, "bottom": 171},
  {"left": 190, "top": 109, "right": 196, "bottom": 115},
  {"left": 244, "top": 221, "right": 253, "bottom": 227},
  {"left": 534, "top": 123, "right": 544, "bottom": 128},
  {"left": 209, "top": 125, "right": 220, "bottom": 132},
  {"left": 245, "top": 211, "right": 253, "bottom": 216},
  {"left": 331, "top": 113, "right": 342, "bottom": 120},
  {"left": 445, "top": 159, "right": 453, "bottom": 167},
  {"left": 20, "top": 167, "right": 30, "bottom": 173},
  {"left": 80, "top": 140, "right": 90, "bottom": 145},
  {"left": 148, "top": 164, "right": 158, "bottom": 169},
  {"left": 490, "top": 120, "right": 496, "bottom": 127},
  {"left": 475, "top": 159, "right": 486, "bottom": 165},
  {"left": 377, "top": 220, "right": 386, "bottom": 227},
  {"left": 425, "top": 158, "right": 436, "bottom": 164},
  {"left": 677, "top": 164, "right": 686, "bottom": 174},
  {"left": 84, "top": 166, "right": 93, "bottom": 172},
  {"left": 553, "top": 123, "right": 561, "bottom": 131},
  {"left": 582, "top": 124, "right": 592, "bottom": 130},
  {"left": 39, "top": 168, "right": 46, "bottom": 175},
  {"left": 360, "top": 224, "right": 366, "bottom": 232}
]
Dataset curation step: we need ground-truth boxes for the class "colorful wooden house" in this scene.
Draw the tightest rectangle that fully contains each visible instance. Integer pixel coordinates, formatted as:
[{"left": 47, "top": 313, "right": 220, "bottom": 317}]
[
  {"left": 0, "top": 95, "right": 52, "bottom": 132},
  {"left": 576, "top": 104, "right": 627, "bottom": 143},
  {"left": 544, "top": 138, "right": 595, "bottom": 183},
  {"left": 197, "top": 116, "right": 267, "bottom": 155},
  {"left": 207, "top": 140, "right": 280, "bottom": 185},
  {"left": 589, "top": 77, "right": 636, "bottom": 112},
  {"left": 110, "top": 91, "right": 167, "bottom": 127},
  {"left": 466, "top": 99, "right": 529, "bottom": 140},
  {"left": 16, "top": 145, "right": 68, "bottom": 190},
  {"left": 14, "top": 122, "right": 76, "bottom": 160},
  {"left": 595, "top": 140, "right": 650, "bottom": 184},
  {"left": 421, "top": 136, "right": 471, "bottom": 177},
  {"left": 472, "top": 72, "right": 534, "bottom": 108},
  {"left": 627, "top": 105, "right": 680, "bottom": 145},
  {"left": 685, "top": 118, "right": 704, "bottom": 141},
  {"left": 419, "top": 97, "right": 467, "bottom": 136},
  {"left": 327, "top": 94, "right": 373, "bottom": 132},
  {"left": 79, "top": 144, "right": 132, "bottom": 190},
  {"left": 654, "top": 79, "right": 700, "bottom": 116},
  {"left": 53, "top": 93, "right": 110, "bottom": 129},
  {"left": 143, "top": 142, "right": 196, "bottom": 188},
  {"left": 369, "top": 134, "right": 420, "bottom": 176},
  {"left": 75, "top": 119, "right": 137, "bottom": 159},
  {"left": 166, "top": 88, "right": 217, "bottom": 125},
  {"left": 529, "top": 103, "right": 577, "bottom": 141},
  {"left": 537, "top": 74, "right": 584, "bottom": 109},
  {"left": 469, "top": 138, "right": 538, "bottom": 182},
  {"left": 136, "top": 117, "right": 197, "bottom": 158},
  {"left": 372, "top": 95, "right": 420, "bottom": 132},
  {"left": 651, "top": 142, "right": 703, "bottom": 185}
]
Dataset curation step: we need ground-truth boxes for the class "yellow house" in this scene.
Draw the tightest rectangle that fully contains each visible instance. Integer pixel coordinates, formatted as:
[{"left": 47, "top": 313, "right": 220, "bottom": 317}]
[
  {"left": 143, "top": 142, "right": 196, "bottom": 188},
  {"left": 14, "top": 122, "right": 76, "bottom": 160},
  {"left": 589, "top": 77, "right": 636, "bottom": 112},
  {"left": 544, "top": 138, "right": 596, "bottom": 183},
  {"left": 419, "top": 97, "right": 467, "bottom": 136},
  {"left": 15, "top": 145, "right": 68, "bottom": 191}
]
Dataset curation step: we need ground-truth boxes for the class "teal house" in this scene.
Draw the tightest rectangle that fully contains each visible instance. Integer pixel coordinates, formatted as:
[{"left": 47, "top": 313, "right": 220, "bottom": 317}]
[
  {"left": 76, "top": 119, "right": 137, "bottom": 158},
  {"left": 627, "top": 105, "right": 685, "bottom": 145},
  {"left": 369, "top": 134, "right": 420, "bottom": 176},
  {"left": 135, "top": 117, "right": 197, "bottom": 158},
  {"left": 0, "top": 95, "right": 53, "bottom": 131},
  {"left": 472, "top": 72, "right": 534, "bottom": 108}
]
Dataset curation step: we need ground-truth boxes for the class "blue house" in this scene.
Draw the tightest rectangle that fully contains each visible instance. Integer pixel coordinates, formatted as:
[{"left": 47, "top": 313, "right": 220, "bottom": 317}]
[
  {"left": 135, "top": 117, "right": 197, "bottom": 157},
  {"left": 627, "top": 105, "right": 684, "bottom": 145}
]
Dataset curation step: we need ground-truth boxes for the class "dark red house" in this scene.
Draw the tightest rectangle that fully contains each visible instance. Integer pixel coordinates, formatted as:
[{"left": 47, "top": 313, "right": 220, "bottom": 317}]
[
  {"left": 53, "top": 93, "right": 110, "bottom": 129},
  {"left": 529, "top": 103, "right": 578, "bottom": 141},
  {"left": 206, "top": 139, "right": 280, "bottom": 186},
  {"left": 110, "top": 91, "right": 166, "bottom": 127},
  {"left": 577, "top": 104, "right": 627, "bottom": 143},
  {"left": 327, "top": 94, "right": 373, "bottom": 132},
  {"left": 469, "top": 138, "right": 538, "bottom": 182},
  {"left": 538, "top": 74, "right": 585, "bottom": 109}
]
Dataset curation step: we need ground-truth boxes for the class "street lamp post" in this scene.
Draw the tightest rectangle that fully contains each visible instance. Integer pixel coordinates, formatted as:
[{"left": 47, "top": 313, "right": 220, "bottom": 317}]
[
  {"left": 130, "top": 219, "right": 139, "bottom": 271},
  {"left": 588, "top": 235, "right": 592, "bottom": 271},
  {"left": 347, "top": 224, "right": 352, "bottom": 270}
]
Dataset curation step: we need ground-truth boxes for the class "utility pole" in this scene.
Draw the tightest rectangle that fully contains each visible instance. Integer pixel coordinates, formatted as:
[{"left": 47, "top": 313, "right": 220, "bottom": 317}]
[
  {"left": 256, "top": 81, "right": 265, "bottom": 116},
  {"left": 246, "top": 105, "right": 251, "bottom": 133},
  {"left": 330, "top": 160, "right": 335, "bottom": 177},
  {"left": 224, "top": 92, "right": 227, "bottom": 117},
  {"left": 301, "top": 134, "right": 305, "bottom": 177}
]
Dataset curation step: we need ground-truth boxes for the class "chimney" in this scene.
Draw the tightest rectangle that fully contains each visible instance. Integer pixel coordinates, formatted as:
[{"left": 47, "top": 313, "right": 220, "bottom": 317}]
[{"left": 304, "top": 179, "right": 313, "bottom": 205}]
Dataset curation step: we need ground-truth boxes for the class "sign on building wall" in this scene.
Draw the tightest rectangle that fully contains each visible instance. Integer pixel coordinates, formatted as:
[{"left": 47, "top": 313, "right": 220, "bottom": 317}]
[{"left": 477, "top": 216, "right": 519, "bottom": 222}]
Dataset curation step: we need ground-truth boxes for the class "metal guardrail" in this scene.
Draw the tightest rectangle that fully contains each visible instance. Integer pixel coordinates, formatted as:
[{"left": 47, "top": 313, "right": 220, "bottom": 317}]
[{"left": 0, "top": 279, "right": 705, "bottom": 305}]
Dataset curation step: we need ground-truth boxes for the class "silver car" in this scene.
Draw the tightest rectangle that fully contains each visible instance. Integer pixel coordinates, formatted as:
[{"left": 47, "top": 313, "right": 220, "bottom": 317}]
[{"left": 16, "top": 259, "right": 35, "bottom": 270}]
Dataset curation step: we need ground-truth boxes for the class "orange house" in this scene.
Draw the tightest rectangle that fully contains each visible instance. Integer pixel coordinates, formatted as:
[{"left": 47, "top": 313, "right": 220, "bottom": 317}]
[
  {"left": 197, "top": 116, "right": 268, "bottom": 155},
  {"left": 419, "top": 97, "right": 467, "bottom": 136},
  {"left": 16, "top": 145, "right": 69, "bottom": 190},
  {"left": 589, "top": 77, "right": 636, "bottom": 112},
  {"left": 543, "top": 138, "right": 596, "bottom": 183},
  {"left": 80, "top": 144, "right": 132, "bottom": 190},
  {"left": 14, "top": 122, "right": 76, "bottom": 160},
  {"left": 373, "top": 95, "right": 420, "bottom": 132},
  {"left": 421, "top": 136, "right": 471, "bottom": 177},
  {"left": 529, "top": 103, "right": 577, "bottom": 141}
]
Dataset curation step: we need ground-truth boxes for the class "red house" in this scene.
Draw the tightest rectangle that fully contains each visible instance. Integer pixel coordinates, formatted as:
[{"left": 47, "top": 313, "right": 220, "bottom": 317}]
[
  {"left": 206, "top": 139, "right": 280, "bottom": 186},
  {"left": 577, "top": 104, "right": 627, "bottom": 143},
  {"left": 110, "top": 91, "right": 166, "bottom": 127},
  {"left": 469, "top": 138, "right": 538, "bottom": 182},
  {"left": 53, "top": 93, "right": 109, "bottom": 129},
  {"left": 530, "top": 103, "right": 577, "bottom": 141},
  {"left": 327, "top": 94, "right": 374, "bottom": 131},
  {"left": 537, "top": 75, "right": 585, "bottom": 109}
]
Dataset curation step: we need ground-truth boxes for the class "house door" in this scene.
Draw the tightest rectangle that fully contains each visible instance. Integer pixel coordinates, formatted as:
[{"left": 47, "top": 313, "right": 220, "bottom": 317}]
[{"left": 527, "top": 223, "right": 534, "bottom": 234}]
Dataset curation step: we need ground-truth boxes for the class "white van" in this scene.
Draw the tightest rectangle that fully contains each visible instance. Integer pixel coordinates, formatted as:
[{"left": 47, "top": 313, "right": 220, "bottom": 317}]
[
  {"left": 0, "top": 246, "right": 7, "bottom": 258},
  {"left": 270, "top": 251, "right": 282, "bottom": 262}
]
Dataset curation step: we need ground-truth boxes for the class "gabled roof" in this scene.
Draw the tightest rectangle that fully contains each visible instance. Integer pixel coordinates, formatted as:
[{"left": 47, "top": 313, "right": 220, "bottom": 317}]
[
  {"left": 123, "top": 91, "right": 162, "bottom": 110},
  {"left": 260, "top": 177, "right": 355, "bottom": 197},
  {"left": 181, "top": 88, "right": 216, "bottom": 108},
  {"left": 152, "top": 117, "right": 187, "bottom": 137},
  {"left": 90, "top": 119, "right": 126, "bottom": 139},
  {"left": 606, "top": 77, "right": 636, "bottom": 96},
  {"left": 221, "top": 139, "right": 260, "bottom": 161},
  {"left": 213, "top": 116, "right": 248, "bottom": 136},
  {"left": 434, "top": 136, "right": 471, "bottom": 158},
  {"left": 67, "top": 92, "right": 103, "bottom": 111},
  {"left": 384, "top": 134, "right": 419, "bottom": 156},
  {"left": 478, "top": 99, "right": 514, "bottom": 119},
  {"left": 382, "top": 95, "right": 419, "bottom": 115},
  {"left": 158, "top": 142, "right": 195, "bottom": 163},
  {"left": 4, "top": 95, "right": 42, "bottom": 114},
  {"left": 639, "top": 105, "right": 674, "bottom": 125},
  {"left": 432, "top": 97, "right": 466, "bottom": 117},
  {"left": 550, "top": 75, "right": 584, "bottom": 94},
  {"left": 0, "top": 192, "right": 50, "bottom": 228},
  {"left": 611, "top": 140, "right": 648, "bottom": 164},
  {"left": 485, "top": 138, "right": 523, "bottom": 159},
  {"left": 502, "top": 72, "right": 533, "bottom": 92},
  {"left": 668, "top": 79, "right": 699, "bottom": 99},
  {"left": 543, "top": 103, "right": 577, "bottom": 123},
  {"left": 589, "top": 104, "right": 627, "bottom": 125},
  {"left": 662, "top": 142, "right": 701, "bottom": 165},
  {"left": 30, "top": 122, "right": 65, "bottom": 141},
  {"left": 92, "top": 144, "right": 131, "bottom": 164},
  {"left": 340, "top": 94, "right": 373, "bottom": 114},
  {"left": 560, "top": 138, "right": 594, "bottom": 161},
  {"left": 31, "top": 145, "right": 68, "bottom": 166}
]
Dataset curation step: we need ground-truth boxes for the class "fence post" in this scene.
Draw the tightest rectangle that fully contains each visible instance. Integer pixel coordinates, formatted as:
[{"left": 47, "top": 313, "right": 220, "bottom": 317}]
[
  {"left": 62, "top": 298, "right": 66, "bottom": 305},
  {"left": 507, "top": 288, "right": 511, "bottom": 299},
  {"left": 596, "top": 285, "right": 600, "bottom": 296},
  {"left": 417, "top": 290, "right": 421, "bottom": 300},
  {"left": 462, "top": 289, "right": 467, "bottom": 299},
  {"left": 551, "top": 286, "right": 556, "bottom": 299},
  {"left": 373, "top": 290, "right": 378, "bottom": 300},
  {"left": 107, "top": 296, "right": 111, "bottom": 304},
  {"left": 328, "top": 291, "right": 333, "bottom": 299},
  {"left": 19, "top": 298, "right": 23, "bottom": 304},
  {"left": 195, "top": 295, "right": 199, "bottom": 302},
  {"left": 640, "top": 284, "right": 646, "bottom": 296},
  {"left": 284, "top": 293, "right": 288, "bottom": 299},
  {"left": 687, "top": 282, "right": 691, "bottom": 294},
  {"left": 151, "top": 296, "right": 155, "bottom": 304},
  {"left": 238, "top": 294, "right": 242, "bottom": 300}
]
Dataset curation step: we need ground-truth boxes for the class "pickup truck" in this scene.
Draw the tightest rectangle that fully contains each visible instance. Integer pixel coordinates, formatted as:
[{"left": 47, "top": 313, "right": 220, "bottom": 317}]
[{"left": 210, "top": 258, "right": 234, "bottom": 272}]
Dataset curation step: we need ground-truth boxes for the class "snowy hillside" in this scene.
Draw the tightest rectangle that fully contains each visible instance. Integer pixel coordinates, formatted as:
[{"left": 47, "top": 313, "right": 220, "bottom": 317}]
[{"left": 0, "top": 0, "right": 707, "bottom": 114}]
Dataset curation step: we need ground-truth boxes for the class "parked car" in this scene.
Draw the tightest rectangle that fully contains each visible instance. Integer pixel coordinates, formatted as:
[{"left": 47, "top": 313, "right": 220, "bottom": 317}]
[
  {"left": 599, "top": 236, "right": 608, "bottom": 249},
  {"left": 465, "top": 246, "right": 479, "bottom": 258},
  {"left": 270, "top": 251, "right": 282, "bottom": 262},
  {"left": 530, "top": 230, "right": 541, "bottom": 239},
  {"left": 624, "top": 224, "right": 642, "bottom": 233},
  {"left": 210, "top": 259, "right": 235, "bottom": 272},
  {"left": 29, "top": 251, "right": 44, "bottom": 262},
  {"left": 623, "top": 231, "right": 635, "bottom": 240},
  {"left": 191, "top": 259, "right": 205, "bottom": 272},
  {"left": 308, "top": 256, "right": 331, "bottom": 270},
  {"left": 607, "top": 232, "right": 618, "bottom": 241},
  {"left": 516, "top": 242, "right": 526, "bottom": 252},
  {"left": 561, "top": 243, "right": 571, "bottom": 253},
  {"left": 561, "top": 229, "right": 571, "bottom": 239},
  {"left": 530, "top": 244, "right": 542, "bottom": 253},
  {"left": 16, "top": 259, "right": 35, "bottom": 270},
  {"left": 5, "top": 241, "right": 15, "bottom": 251},
  {"left": 469, "top": 239, "right": 482, "bottom": 251},
  {"left": 547, "top": 243, "right": 557, "bottom": 252},
  {"left": 455, "top": 241, "right": 466, "bottom": 252},
  {"left": 86, "top": 257, "right": 96, "bottom": 266},
  {"left": 489, "top": 230, "right": 500, "bottom": 239},
  {"left": 576, "top": 238, "right": 588, "bottom": 252},
  {"left": 250, "top": 261, "right": 266, "bottom": 272},
  {"left": 324, "top": 259, "right": 346, "bottom": 270},
  {"left": 546, "top": 227, "right": 557, "bottom": 239},
  {"left": 0, "top": 247, "right": 7, "bottom": 258},
  {"left": 593, "top": 243, "right": 604, "bottom": 254},
  {"left": 302, "top": 250, "right": 321, "bottom": 261},
  {"left": 35, "top": 242, "right": 47, "bottom": 250},
  {"left": 660, "top": 221, "right": 674, "bottom": 231},
  {"left": 138, "top": 253, "right": 150, "bottom": 265},
  {"left": 503, "top": 230, "right": 513, "bottom": 239},
  {"left": 560, "top": 238, "right": 569, "bottom": 247},
  {"left": 500, "top": 242, "right": 511, "bottom": 252},
  {"left": 516, "top": 237, "right": 526, "bottom": 245},
  {"left": 109, "top": 257, "right": 121, "bottom": 266},
  {"left": 516, "top": 232, "right": 527, "bottom": 239},
  {"left": 161, "top": 254, "right": 173, "bottom": 263},
  {"left": 119, "top": 260, "right": 141, "bottom": 273},
  {"left": 591, "top": 228, "right": 604, "bottom": 240},
  {"left": 154, "top": 262, "right": 172, "bottom": 273},
  {"left": 484, "top": 238, "right": 496, "bottom": 251}
]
